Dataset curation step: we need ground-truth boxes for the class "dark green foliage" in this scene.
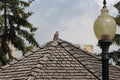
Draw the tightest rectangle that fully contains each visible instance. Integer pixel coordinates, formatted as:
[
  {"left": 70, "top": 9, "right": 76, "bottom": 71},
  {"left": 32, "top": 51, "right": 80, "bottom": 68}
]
[
  {"left": 113, "top": 1, "right": 120, "bottom": 45},
  {"left": 114, "top": 1, "right": 120, "bottom": 26},
  {"left": 113, "top": 34, "right": 120, "bottom": 46},
  {"left": 114, "top": 15, "right": 120, "bottom": 26},
  {"left": 0, "top": 0, "right": 39, "bottom": 66},
  {"left": 114, "top": 1, "right": 120, "bottom": 14},
  {"left": 109, "top": 49, "right": 120, "bottom": 65},
  {"left": 109, "top": 1, "right": 120, "bottom": 66}
]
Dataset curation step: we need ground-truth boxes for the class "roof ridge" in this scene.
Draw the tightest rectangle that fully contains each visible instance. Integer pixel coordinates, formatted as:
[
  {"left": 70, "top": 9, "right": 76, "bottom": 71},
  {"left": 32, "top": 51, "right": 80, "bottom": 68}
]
[
  {"left": 0, "top": 40, "right": 57, "bottom": 79},
  {"left": 39, "top": 41, "right": 53, "bottom": 49},
  {"left": 0, "top": 41, "right": 54, "bottom": 71},
  {"left": 60, "top": 38, "right": 120, "bottom": 71},
  {"left": 57, "top": 40, "right": 101, "bottom": 80},
  {"left": 25, "top": 41, "right": 58, "bottom": 79},
  {"left": 57, "top": 38, "right": 101, "bottom": 60},
  {"left": 0, "top": 38, "right": 120, "bottom": 79},
  {"left": 27, "top": 75, "right": 36, "bottom": 80},
  {"left": 57, "top": 38, "right": 120, "bottom": 78},
  {"left": 26, "top": 49, "right": 53, "bottom": 79}
]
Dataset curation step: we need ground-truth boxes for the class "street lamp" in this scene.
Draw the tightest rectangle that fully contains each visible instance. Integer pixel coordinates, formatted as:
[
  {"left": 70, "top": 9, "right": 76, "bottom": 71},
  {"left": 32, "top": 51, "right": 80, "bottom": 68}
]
[{"left": 94, "top": 0, "right": 116, "bottom": 80}]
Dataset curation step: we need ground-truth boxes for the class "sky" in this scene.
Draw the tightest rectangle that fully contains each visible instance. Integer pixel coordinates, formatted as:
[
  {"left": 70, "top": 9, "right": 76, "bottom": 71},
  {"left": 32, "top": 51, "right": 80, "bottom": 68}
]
[{"left": 26, "top": 0, "right": 120, "bottom": 53}]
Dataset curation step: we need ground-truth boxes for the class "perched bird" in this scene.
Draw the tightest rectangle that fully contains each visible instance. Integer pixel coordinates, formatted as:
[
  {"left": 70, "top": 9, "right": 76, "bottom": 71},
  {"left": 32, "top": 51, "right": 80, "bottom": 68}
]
[{"left": 53, "top": 31, "right": 59, "bottom": 41}]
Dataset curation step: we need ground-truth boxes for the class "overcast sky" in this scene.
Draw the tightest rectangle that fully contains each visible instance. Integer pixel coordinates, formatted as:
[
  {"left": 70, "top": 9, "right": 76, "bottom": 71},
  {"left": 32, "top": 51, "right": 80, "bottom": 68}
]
[{"left": 27, "top": 0, "right": 120, "bottom": 53}]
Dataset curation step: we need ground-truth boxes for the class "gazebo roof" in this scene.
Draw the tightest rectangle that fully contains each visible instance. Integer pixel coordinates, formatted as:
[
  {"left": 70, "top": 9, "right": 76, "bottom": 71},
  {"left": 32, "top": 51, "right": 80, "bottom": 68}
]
[{"left": 0, "top": 38, "right": 120, "bottom": 80}]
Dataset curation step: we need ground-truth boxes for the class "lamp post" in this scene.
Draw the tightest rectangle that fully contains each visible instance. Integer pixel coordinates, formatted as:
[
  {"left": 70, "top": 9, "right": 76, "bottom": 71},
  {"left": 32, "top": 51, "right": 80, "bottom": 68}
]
[{"left": 94, "top": 0, "right": 116, "bottom": 80}]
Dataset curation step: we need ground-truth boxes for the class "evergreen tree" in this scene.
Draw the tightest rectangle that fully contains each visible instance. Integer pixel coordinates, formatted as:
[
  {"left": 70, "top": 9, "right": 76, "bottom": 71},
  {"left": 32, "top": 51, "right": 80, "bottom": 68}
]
[
  {"left": 109, "top": 1, "right": 120, "bottom": 65},
  {"left": 113, "top": 1, "right": 120, "bottom": 45},
  {"left": 109, "top": 49, "right": 120, "bottom": 65},
  {"left": 0, "top": 0, "right": 39, "bottom": 66}
]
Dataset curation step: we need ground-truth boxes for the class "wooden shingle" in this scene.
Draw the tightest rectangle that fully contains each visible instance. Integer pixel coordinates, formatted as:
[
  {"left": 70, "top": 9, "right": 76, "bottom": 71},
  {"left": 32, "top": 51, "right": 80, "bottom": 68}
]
[{"left": 0, "top": 38, "right": 120, "bottom": 80}]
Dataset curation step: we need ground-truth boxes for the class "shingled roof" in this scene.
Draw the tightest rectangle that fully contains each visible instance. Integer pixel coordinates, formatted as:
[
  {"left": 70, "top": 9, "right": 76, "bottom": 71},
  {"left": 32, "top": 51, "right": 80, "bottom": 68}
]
[{"left": 0, "top": 38, "right": 120, "bottom": 80}]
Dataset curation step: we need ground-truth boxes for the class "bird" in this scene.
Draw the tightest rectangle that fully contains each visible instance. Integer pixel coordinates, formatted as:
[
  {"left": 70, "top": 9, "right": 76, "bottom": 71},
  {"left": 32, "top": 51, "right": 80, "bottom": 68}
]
[{"left": 53, "top": 31, "right": 59, "bottom": 41}]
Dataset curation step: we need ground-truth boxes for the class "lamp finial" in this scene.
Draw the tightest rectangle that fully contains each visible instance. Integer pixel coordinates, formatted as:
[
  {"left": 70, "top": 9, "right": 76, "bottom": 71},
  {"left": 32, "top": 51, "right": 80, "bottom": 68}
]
[{"left": 103, "top": 0, "right": 106, "bottom": 7}]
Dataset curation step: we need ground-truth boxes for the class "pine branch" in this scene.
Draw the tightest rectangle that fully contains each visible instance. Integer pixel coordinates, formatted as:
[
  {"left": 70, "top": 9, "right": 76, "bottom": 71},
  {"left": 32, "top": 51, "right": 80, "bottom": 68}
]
[
  {"left": 17, "top": 29, "right": 39, "bottom": 47},
  {"left": 113, "top": 34, "right": 120, "bottom": 45},
  {"left": 11, "top": 35, "right": 26, "bottom": 53}
]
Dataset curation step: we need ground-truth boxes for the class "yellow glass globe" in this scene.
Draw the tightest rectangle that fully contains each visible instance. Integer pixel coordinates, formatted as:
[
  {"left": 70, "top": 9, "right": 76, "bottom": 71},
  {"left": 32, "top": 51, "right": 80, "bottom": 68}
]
[{"left": 94, "top": 6, "right": 116, "bottom": 40}]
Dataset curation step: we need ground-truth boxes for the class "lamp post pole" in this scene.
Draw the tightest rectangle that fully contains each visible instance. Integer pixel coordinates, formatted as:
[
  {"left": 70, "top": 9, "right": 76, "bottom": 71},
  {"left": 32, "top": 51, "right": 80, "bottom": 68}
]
[
  {"left": 99, "top": 40, "right": 112, "bottom": 80},
  {"left": 94, "top": 0, "right": 117, "bottom": 80}
]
